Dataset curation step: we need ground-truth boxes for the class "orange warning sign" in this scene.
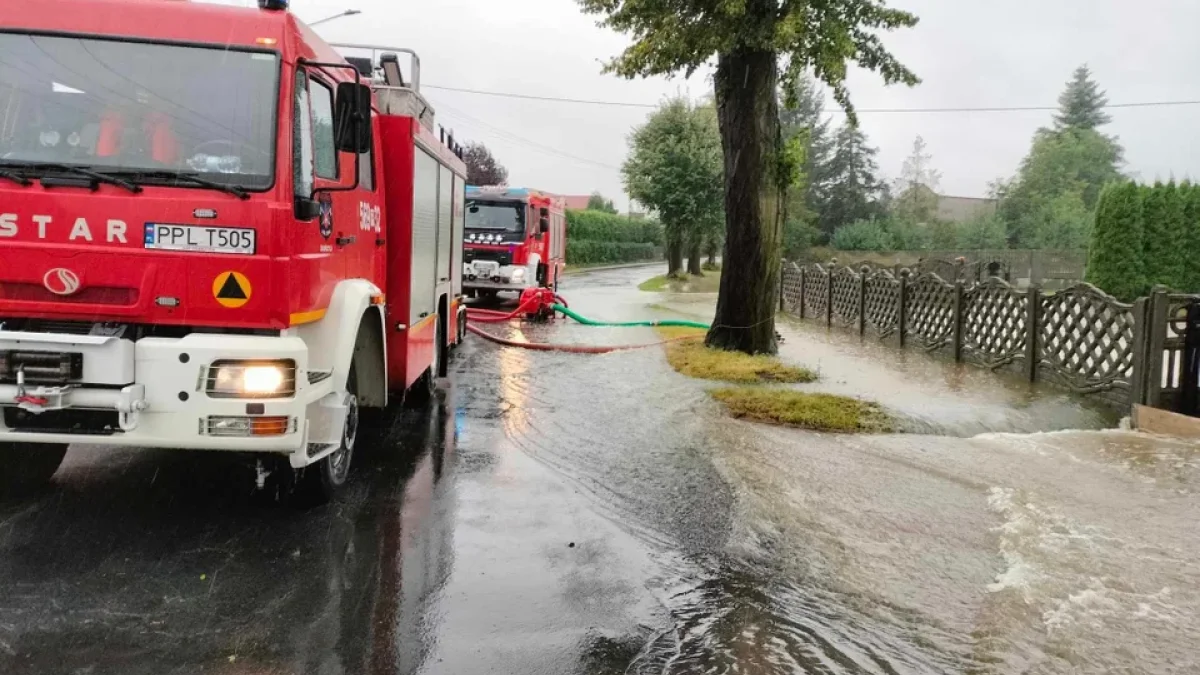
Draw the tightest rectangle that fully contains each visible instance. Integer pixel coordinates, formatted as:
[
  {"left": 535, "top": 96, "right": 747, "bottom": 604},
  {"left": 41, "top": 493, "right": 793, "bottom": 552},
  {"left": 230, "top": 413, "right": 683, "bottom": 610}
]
[{"left": 212, "top": 271, "right": 252, "bottom": 309}]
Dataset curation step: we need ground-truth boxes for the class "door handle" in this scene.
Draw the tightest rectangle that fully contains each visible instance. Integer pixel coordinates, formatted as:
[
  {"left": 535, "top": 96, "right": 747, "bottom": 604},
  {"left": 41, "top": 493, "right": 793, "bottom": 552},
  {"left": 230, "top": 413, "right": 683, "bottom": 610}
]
[{"left": 336, "top": 234, "right": 356, "bottom": 247}]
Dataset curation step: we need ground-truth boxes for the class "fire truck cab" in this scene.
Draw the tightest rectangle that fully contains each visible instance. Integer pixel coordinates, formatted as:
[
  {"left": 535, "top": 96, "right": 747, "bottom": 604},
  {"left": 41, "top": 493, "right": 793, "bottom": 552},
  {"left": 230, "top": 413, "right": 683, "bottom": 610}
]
[
  {"left": 462, "top": 186, "right": 566, "bottom": 298},
  {"left": 0, "top": 0, "right": 467, "bottom": 502}
]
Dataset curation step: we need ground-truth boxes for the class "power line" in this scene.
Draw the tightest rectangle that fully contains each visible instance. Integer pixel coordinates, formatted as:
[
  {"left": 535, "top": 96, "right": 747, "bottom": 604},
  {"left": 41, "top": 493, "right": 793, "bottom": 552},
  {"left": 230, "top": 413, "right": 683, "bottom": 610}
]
[
  {"left": 434, "top": 100, "right": 622, "bottom": 171},
  {"left": 424, "top": 83, "right": 1200, "bottom": 115}
]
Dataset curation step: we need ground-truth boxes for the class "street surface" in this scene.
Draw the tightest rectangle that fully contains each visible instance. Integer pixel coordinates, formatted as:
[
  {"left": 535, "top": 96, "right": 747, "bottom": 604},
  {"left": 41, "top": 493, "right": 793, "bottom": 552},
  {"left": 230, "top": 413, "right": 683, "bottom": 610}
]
[{"left": 3, "top": 266, "right": 1199, "bottom": 674}]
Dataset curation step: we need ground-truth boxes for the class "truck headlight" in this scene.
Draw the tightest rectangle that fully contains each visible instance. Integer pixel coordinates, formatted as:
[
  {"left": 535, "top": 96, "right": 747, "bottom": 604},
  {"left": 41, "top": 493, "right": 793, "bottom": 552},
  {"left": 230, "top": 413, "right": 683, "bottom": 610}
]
[
  {"left": 207, "top": 359, "right": 296, "bottom": 398},
  {"left": 510, "top": 268, "right": 526, "bottom": 281}
]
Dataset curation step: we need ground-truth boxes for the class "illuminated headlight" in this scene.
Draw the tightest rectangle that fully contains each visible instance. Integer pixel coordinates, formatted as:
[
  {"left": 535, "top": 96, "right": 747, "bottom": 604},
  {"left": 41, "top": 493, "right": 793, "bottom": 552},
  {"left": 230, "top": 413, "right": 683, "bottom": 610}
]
[
  {"left": 206, "top": 359, "right": 296, "bottom": 398},
  {"left": 510, "top": 268, "right": 526, "bottom": 281}
]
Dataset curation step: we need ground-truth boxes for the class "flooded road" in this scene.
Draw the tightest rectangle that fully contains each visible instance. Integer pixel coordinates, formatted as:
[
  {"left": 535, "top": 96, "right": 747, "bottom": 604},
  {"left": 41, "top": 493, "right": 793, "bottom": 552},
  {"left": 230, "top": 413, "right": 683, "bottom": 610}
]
[{"left": 3, "top": 265, "right": 1199, "bottom": 674}]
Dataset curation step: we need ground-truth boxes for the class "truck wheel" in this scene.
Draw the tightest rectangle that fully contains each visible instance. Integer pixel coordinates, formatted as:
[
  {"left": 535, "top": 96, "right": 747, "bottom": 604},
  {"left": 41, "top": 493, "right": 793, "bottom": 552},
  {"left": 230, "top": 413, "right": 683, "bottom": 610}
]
[
  {"left": 295, "top": 367, "right": 360, "bottom": 506},
  {"left": 0, "top": 442, "right": 68, "bottom": 498},
  {"left": 405, "top": 320, "right": 442, "bottom": 408},
  {"left": 456, "top": 307, "right": 467, "bottom": 344}
]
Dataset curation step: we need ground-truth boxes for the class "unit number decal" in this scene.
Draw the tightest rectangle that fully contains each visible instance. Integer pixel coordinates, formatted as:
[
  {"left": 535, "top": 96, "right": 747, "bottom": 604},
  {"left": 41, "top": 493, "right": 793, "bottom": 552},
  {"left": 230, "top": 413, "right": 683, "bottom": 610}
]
[{"left": 359, "top": 202, "right": 381, "bottom": 233}]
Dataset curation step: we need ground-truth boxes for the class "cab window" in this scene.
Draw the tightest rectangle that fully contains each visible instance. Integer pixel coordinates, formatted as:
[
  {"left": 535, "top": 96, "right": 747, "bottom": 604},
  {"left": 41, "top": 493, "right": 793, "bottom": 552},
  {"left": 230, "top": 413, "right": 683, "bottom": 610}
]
[{"left": 309, "top": 77, "right": 338, "bottom": 180}]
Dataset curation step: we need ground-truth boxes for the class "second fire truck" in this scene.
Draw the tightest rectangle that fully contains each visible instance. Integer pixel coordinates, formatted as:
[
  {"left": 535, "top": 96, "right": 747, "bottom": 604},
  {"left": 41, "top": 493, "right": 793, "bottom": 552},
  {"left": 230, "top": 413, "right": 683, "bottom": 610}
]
[{"left": 462, "top": 186, "right": 566, "bottom": 298}]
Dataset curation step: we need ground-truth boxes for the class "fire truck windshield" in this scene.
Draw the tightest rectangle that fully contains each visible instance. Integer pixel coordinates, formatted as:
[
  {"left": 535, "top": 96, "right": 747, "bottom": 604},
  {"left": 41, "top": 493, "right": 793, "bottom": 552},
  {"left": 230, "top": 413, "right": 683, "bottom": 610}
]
[
  {"left": 466, "top": 200, "right": 525, "bottom": 232},
  {"left": 0, "top": 33, "right": 278, "bottom": 189}
]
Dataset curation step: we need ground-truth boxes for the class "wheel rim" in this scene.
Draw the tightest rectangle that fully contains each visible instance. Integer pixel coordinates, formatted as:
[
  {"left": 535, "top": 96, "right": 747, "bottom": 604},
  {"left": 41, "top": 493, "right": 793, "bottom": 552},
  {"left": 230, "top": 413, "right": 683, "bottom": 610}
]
[{"left": 328, "top": 394, "right": 358, "bottom": 482}]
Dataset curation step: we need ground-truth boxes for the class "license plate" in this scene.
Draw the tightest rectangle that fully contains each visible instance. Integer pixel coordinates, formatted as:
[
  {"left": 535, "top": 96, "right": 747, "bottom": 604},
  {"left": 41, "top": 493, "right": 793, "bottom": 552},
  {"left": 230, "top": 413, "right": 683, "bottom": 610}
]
[{"left": 143, "top": 223, "right": 256, "bottom": 255}]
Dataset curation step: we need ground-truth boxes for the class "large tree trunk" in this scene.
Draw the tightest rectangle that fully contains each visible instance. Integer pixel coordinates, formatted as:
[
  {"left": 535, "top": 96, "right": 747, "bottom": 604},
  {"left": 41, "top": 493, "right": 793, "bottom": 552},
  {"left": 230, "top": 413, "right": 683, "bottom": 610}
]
[
  {"left": 706, "top": 47, "right": 784, "bottom": 354},
  {"left": 667, "top": 234, "right": 684, "bottom": 277},
  {"left": 687, "top": 236, "right": 704, "bottom": 276}
]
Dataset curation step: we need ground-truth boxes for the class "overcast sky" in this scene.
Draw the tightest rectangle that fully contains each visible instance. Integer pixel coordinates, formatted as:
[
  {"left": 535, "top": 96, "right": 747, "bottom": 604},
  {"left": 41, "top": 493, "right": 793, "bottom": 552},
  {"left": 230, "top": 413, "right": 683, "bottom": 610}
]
[{"left": 214, "top": 0, "right": 1200, "bottom": 211}]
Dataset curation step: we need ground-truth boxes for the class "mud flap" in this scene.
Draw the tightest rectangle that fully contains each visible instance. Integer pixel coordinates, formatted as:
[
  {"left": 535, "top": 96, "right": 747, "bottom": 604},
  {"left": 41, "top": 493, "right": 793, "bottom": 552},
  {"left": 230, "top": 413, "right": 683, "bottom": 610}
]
[{"left": 296, "top": 391, "right": 349, "bottom": 468}]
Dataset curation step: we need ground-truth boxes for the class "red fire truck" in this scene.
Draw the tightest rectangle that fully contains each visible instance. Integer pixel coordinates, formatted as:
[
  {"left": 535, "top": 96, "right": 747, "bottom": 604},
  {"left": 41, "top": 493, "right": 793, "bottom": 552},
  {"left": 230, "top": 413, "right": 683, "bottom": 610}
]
[
  {"left": 0, "top": 0, "right": 467, "bottom": 502},
  {"left": 462, "top": 186, "right": 566, "bottom": 298}
]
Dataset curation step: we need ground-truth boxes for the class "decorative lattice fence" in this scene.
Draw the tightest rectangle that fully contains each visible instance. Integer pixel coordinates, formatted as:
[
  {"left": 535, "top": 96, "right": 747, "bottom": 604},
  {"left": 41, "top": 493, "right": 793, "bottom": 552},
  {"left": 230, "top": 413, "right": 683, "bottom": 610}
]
[{"left": 778, "top": 261, "right": 1176, "bottom": 412}]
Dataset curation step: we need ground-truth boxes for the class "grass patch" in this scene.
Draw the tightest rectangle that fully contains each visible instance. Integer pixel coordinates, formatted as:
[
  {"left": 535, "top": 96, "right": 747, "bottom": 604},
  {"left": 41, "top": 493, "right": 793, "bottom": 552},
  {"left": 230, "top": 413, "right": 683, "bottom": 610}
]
[
  {"left": 656, "top": 327, "right": 816, "bottom": 384},
  {"left": 711, "top": 387, "right": 891, "bottom": 433},
  {"left": 638, "top": 271, "right": 722, "bottom": 293}
]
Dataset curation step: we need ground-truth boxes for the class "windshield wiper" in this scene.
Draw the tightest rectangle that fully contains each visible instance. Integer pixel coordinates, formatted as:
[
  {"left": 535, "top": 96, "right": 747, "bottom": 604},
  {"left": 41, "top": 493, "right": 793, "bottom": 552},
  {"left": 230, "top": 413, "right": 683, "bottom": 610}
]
[
  {"left": 0, "top": 169, "right": 31, "bottom": 187},
  {"left": 110, "top": 170, "right": 250, "bottom": 200},
  {"left": 0, "top": 162, "right": 142, "bottom": 194}
]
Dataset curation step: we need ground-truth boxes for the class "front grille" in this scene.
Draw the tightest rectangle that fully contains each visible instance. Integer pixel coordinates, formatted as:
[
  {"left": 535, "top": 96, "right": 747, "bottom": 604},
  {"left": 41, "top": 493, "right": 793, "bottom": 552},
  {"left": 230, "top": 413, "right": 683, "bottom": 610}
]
[
  {"left": 0, "top": 319, "right": 95, "bottom": 335},
  {"left": 3, "top": 406, "right": 122, "bottom": 435},
  {"left": 0, "top": 282, "right": 138, "bottom": 306},
  {"left": 464, "top": 249, "right": 513, "bottom": 266}
]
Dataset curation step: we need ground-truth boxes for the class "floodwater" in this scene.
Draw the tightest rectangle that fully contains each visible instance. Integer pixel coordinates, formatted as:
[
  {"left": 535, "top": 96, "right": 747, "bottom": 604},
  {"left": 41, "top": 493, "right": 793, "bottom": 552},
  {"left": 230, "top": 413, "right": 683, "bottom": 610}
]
[{"left": 2, "top": 265, "right": 1198, "bottom": 674}]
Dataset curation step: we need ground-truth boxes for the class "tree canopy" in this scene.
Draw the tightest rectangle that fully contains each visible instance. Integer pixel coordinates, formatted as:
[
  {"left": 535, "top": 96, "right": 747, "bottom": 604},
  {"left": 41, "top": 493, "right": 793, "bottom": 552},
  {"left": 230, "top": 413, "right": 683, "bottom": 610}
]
[
  {"left": 821, "top": 123, "right": 887, "bottom": 236},
  {"left": 580, "top": 0, "right": 920, "bottom": 354},
  {"left": 1054, "top": 65, "right": 1112, "bottom": 132},
  {"left": 892, "top": 135, "right": 941, "bottom": 223},
  {"left": 587, "top": 192, "right": 618, "bottom": 213},
  {"left": 578, "top": 0, "right": 919, "bottom": 119},
  {"left": 1086, "top": 182, "right": 1144, "bottom": 301},
  {"left": 462, "top": 142, "right": 508, "bottom": 186},
  {"left": 622, "top": 98, "right": 723, "bottom": 275}
]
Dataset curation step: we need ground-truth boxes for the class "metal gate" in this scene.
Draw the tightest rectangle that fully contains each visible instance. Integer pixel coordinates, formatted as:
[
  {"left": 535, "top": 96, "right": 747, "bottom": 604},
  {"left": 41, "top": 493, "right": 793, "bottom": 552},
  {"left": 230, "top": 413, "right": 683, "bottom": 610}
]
[{"left": 1178, "top": 301, "right": 1200, "bottom": 416}]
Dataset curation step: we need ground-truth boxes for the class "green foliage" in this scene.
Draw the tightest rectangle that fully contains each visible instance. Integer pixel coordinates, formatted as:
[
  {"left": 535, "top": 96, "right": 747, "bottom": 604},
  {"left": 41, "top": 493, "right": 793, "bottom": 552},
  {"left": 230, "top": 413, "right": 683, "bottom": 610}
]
[
  {"left": 998, "top": 65, "right": 1123, "bottom": 249},
  {"left": 831, "top": 219, "right": 893, "bottom": 251},
  {"left": 622, "top": 98, "right": 723, "bottom": 254},
  {"left": 463, "top": 141, "right": 508, "bottom": 186},
  {"left": 892, "top": 135, "right": 941, "bottom": 223},
  {"left": 1142, "top": 181, "right": 1188, "bottom": 290},
  {"left": 577, "top": 0, "right": 920, "bottom": 123},
  {"left": 780, "top": 75, "right": 834, "bottom": 244},
  {"left": 1086, "top": 182, "right": 1145, "bottom": 300},
  {"left": 1184, "top": 183, "right": 1200, "bottom": 292},
  {"left": 567, "top": 209, "right": 662, "bottom": 244},
  {"left": 956, "top": 213, "right": 1009, "bottom": 249},
  {"left": 820, "top": 124, "right": 888, "bottom": 237},
  {"left": 587, "top": 192, "right": 618, "bottom": 213},
  {"left": 1054, "top": 64, "right": 1112, "bottom": 132},
  {"left": 566, "top": 239, "right": 659, "bottom": 265},
  {"left": 886, "top": 218, "right": 931, "bottom": 250}
]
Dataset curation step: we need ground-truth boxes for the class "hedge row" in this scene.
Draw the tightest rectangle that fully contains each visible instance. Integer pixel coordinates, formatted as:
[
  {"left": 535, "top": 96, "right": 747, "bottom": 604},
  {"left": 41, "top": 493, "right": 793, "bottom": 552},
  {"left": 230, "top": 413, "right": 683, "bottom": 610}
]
[
  {"left": 566, "top": 240, "right": 659, "bottom": 265},
  {"left": 1086, "top": 180, "right": 1200, "bottom": 300},
  {"left": 566, "top": 209, "right": 663, "bottom": 245}
]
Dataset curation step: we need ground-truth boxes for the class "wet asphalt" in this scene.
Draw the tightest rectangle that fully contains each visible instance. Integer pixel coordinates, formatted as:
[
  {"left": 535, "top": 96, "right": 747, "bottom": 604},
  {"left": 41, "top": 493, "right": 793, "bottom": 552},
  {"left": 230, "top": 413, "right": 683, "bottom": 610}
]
[{"left": 4, "top": 266, "right": 1197, "bottom": 675}]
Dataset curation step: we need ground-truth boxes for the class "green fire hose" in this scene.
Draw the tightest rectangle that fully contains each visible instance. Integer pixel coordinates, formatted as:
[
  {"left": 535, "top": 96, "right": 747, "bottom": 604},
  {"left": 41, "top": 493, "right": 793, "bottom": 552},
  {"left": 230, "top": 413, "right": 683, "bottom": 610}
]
[{"left": 551, "top": 304, "right": 710, "bottom": 329}]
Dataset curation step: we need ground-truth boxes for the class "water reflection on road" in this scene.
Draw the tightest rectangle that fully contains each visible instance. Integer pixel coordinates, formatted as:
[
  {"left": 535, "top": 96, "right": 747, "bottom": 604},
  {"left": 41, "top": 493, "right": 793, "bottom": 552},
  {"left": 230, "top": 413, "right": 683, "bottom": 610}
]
[{"left": 3, "top": 266, "right": 1199, "bottom": 675}]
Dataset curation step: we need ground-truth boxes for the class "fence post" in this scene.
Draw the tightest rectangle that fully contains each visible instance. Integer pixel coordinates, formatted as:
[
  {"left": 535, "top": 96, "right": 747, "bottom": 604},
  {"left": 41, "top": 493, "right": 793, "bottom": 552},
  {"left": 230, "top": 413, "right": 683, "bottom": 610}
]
[
  {"left": 857, "top": 268, "right": 868, "bottom": 336},
  {"left": 798, "top": 266, "right": 806, "bottom": 319},
  {"left": 779, "top": 262, "right": 786, "bottom": 312},
  {"left": 1143, "top": 290, "right": 1170, "bottom": 408},
  {"left": 1024, "top": 285, "right": 1041, "bottom": 382},
  {"left": 952, "top": 281, "right": 964, "bottom": 362},
  {"left": 826, "top": 267, "right": 834, "bottom": 327},
  {"left": 1129, "top": 296, "right": 1150, "bottom": 408},
  {"left": 897, "top": 269, "right": 909, "bottom": 348}
]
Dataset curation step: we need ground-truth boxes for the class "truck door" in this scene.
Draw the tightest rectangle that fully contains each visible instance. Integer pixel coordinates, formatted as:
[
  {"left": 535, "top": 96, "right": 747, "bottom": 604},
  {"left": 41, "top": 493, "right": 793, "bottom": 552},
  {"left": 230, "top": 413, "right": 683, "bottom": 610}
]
[
  {"left": 306, "top": 73, "right": 366, "bottom": 279},
  {"left": 290, "top": 69, "right": 347, "bottom": 314}
]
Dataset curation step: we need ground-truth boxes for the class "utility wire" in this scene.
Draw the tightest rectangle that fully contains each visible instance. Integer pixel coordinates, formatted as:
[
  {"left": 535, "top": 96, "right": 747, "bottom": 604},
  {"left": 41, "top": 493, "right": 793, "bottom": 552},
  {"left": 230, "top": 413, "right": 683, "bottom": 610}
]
[
  {"left": 434, "top": 99, "right": 622, "bottom": 171},
  {"left": 424, "top": 83, "right": 1200, "bottom": 114}
]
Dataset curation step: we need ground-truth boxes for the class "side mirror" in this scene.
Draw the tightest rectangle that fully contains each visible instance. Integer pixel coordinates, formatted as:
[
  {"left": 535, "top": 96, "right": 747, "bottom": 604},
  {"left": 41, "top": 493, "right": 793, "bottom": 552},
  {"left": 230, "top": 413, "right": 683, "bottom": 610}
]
[
  {"left": 335, "top": 81, "right": 373, "bottom": 153},
  {"left": 295, "top": 197, "right": 321, "bottom": 221}
]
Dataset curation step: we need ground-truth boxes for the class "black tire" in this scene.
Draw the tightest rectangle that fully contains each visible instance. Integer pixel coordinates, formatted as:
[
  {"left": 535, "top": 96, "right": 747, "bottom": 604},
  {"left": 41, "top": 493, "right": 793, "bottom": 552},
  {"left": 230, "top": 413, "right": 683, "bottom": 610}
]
[
  {"left": 0, "top": 442, "right": 68, "bottom": 498},
  {"left": 294, "top": 367, "right": 360, "bottom": 506},
  {"left": 436, "top": 315, "right": 450, "bottom": 378},
  {"left": 456, "top": 307, "right": 467, "bottom": 344}
]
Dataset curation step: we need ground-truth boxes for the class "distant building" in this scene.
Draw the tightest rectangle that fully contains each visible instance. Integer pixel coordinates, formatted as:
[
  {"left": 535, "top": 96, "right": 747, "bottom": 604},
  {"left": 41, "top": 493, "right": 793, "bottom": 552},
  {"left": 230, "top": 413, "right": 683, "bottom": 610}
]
[
  {"left": 559, "top": 195, "right": 592, "bottom": 211},
  {"left": 936, "top": 194, "right": 998, "bottom": 223}
]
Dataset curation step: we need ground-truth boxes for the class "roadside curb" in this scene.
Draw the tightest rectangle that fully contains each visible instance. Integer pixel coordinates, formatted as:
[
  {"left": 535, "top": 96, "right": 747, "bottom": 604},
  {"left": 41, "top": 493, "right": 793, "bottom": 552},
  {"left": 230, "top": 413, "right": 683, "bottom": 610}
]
[{"left": 562, "top": 261, "right": 665, "bottom": 276}]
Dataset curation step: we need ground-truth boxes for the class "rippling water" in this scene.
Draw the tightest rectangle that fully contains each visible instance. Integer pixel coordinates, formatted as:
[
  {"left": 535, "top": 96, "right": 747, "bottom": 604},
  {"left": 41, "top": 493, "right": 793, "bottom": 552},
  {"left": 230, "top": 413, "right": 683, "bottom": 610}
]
[{"left": 481, "top": 271, "right": 1200, "bottom": 674}]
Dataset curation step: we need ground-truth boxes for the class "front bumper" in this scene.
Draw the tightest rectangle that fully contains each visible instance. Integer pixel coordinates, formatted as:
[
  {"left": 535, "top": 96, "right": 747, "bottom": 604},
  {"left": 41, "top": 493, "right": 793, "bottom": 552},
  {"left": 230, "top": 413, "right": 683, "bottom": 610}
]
[
  {"left": 0, "top": 331, "right": 346, "bottom": 467},
  {"left": 462, "top": 263, "right": 533, "bottom": 290}
]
